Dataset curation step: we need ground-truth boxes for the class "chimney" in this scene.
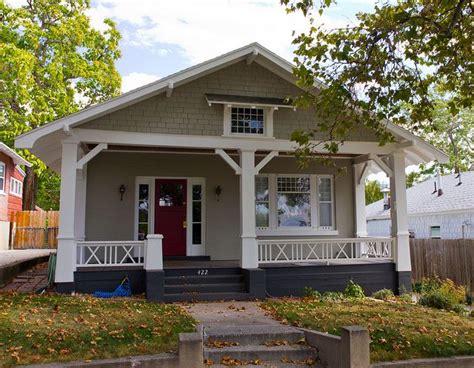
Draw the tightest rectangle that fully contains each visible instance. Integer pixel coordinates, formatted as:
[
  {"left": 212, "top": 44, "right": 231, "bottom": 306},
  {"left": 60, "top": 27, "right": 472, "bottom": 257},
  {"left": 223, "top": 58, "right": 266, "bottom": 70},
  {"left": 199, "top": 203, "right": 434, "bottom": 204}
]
[
  {"left": 382, "top": 187, "right": 390, "bottom": 210},
  {"left": 436, "top": 168, "right": 443, "bottom": 196}
]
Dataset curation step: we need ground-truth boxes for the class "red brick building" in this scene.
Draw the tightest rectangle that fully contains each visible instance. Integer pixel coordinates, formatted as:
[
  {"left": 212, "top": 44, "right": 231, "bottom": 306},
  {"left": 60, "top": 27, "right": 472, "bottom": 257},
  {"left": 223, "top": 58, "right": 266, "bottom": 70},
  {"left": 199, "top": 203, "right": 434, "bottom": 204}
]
[{"left": 0, "top": 142, "right": 31, "bottom": 250}]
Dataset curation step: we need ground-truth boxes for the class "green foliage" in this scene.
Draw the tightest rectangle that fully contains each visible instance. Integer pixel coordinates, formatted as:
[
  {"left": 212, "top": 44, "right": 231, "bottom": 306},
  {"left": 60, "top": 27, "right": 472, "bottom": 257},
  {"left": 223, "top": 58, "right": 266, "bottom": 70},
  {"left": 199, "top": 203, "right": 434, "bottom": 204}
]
[
  {"left": 321, "top": 291, "right": 344, "bottom": 302},
  {"left": 343, "top": 280, "right": 365, "bottom": 299},
  {"left": 281, "top": 0, "right": 472, "bottom": 169},
  {"left": 398, "top": 293, "right": 414, "bottom": 304},
  {"left": 365, "top": 180, "right": 383, "bottom": 205},
  {"left": 415, "top": 277, "right": 466, "bottom": 312},
  {"left": 36, "top": 169, "right": 61, "bottom": 210},
  {"left": 372, "top": 288, "right": 395, "bottom": 301},
  {"left": 406, "top": 171, "right": 421, "bottom": 188},
  {"left": 303, "top": 286, "right": 321, "bottom": 299},
  {"left": 0, "top": 0, "right": 122, "bottom": 207}
]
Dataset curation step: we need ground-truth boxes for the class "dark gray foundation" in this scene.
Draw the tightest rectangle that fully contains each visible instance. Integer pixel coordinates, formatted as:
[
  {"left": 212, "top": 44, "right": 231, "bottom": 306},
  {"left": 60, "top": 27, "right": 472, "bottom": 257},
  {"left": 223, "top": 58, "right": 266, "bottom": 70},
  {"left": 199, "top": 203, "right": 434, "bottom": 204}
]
[
  {"left": 397, "top": 271, "right": 412, "bottom": 294},
  {"left": 74, "top": 268, "right": 145, "bottom": 294},
  {"left": 146, "top": 270, "right": 165, "bottom": 302},
  {"left": 56, "top": 282, "right": 75, "bottom": 293},
  {"left": 243, "top": 268, "right": 266, "bottom": 299}
]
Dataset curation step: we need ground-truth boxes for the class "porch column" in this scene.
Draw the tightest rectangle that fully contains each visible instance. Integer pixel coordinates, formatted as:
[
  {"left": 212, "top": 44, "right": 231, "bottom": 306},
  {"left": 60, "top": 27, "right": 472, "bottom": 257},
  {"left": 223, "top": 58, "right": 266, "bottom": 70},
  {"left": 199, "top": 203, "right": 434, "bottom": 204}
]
[
  {"left": 389, "top": 151, "right": 412, "bottom": 293},
  {"left": 353, "top": 163, "right": 368, "bottom": 238},
  {"left": 240, "top": 149, "right": 258, "bottom": 269},
  {"left": 55, "top": 141, "right": 79, "bottom": 291},
  {"left": 74, "top": 165, "right": 87, "bottom": 241}
]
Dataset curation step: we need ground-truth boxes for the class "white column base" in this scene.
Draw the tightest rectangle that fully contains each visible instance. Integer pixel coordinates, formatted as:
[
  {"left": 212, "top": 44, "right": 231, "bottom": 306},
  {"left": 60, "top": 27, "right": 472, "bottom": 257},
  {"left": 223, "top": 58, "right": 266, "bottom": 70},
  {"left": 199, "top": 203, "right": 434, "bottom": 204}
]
[
  {"left": 395, "top": 232, "right": 411, "bottom": 271},
  {"left": 240, "top": 236, "right": 258, "bottom": 269},
  {"left": 55, "top": 237, "right": 76, "bottom": 283}
]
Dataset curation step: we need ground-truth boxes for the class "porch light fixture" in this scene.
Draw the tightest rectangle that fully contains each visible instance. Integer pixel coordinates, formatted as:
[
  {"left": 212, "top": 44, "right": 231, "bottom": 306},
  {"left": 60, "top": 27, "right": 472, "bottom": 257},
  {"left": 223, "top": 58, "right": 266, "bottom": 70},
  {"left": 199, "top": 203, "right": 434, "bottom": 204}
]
[
  {"left": 119, "top": 185, "right": 126, "bottom": 201},
  {"left": 215, "top": 185, "right": 222, "bottom": 201}
]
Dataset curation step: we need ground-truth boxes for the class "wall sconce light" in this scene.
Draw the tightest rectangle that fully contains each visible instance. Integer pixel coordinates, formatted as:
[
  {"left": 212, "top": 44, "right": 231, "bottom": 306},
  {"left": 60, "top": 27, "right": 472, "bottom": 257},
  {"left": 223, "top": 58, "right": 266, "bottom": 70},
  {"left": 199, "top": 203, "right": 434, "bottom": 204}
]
[
  {"left": 119, "top": 185, "right": 126, "bottom": 201},
  {"left": 215, "top": 185, "right": 222, "bottom": 201}
]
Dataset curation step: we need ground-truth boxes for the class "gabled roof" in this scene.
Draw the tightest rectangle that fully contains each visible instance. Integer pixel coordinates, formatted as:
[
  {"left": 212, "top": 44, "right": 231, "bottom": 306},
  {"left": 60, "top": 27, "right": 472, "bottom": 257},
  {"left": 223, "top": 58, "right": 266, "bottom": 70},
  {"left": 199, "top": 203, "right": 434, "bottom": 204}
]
[
  {"left": 0, "top": 142, "right": 31, "bottom": 167},
  {"left": 366, "top": 171, "right": 474, "bottom": 220},
  {"left": 14, "top": 42, "right": 448, "bottom": 169}
]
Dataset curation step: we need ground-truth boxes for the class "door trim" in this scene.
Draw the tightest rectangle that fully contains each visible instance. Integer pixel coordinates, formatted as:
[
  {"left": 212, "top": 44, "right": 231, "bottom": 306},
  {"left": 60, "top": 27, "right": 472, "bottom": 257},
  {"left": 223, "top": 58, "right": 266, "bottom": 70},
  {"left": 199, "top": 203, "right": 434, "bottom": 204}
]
[{"left": 134, "top": 176, "right": 206, "bottom": 256}]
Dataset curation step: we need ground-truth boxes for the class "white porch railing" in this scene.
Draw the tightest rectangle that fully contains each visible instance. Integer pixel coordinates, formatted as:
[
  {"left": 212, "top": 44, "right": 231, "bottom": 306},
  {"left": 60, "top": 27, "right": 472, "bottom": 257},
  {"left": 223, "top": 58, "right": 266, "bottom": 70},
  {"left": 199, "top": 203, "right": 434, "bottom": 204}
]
[
  {"left": 258, "top": 237, "right": 394, "bottom": 264},
  {"left": 76, "top": 241, "right": 145, "bottom": 267}
]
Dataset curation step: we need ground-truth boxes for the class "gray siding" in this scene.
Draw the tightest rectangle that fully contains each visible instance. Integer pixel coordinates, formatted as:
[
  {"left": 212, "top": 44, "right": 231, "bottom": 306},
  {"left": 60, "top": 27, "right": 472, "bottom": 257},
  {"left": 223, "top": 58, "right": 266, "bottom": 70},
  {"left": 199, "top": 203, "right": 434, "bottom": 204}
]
[
  {"left": 82, "top": 61, "right": 377, "bottom": 142},
  {"left": 85, "top": 152, "right": 355, "bottom": 260},
  {"left": 367, "top": 212, "right": 474, "bottom": 239}
]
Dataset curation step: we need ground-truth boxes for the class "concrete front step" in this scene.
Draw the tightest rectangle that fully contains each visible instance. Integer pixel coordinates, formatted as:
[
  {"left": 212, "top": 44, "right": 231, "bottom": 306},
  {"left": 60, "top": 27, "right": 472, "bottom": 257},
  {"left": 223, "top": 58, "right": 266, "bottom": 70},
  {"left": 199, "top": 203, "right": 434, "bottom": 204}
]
[
  {"left": 163, "top": 291, "right": 252, "bottom": 302},
  {"left": 165, "top": 282, "right": 245, "bottom": 294},
  {"left": 204, "top": 344, "right": 317, "bottom": 364},
  {"left": 165, "top": 274, "right": 244, "bottom": 285},
  {"left": 204, "top": 325, "right": 305, "bottom": 345}
]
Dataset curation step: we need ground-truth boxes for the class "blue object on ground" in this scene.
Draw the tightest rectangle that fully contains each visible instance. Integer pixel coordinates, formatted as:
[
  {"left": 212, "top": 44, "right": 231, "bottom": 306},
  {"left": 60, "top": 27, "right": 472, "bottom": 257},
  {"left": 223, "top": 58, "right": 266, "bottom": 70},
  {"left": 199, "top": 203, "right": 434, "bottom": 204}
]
[{"left": 94, "top": 277, "right": 132, "bottom": 298}]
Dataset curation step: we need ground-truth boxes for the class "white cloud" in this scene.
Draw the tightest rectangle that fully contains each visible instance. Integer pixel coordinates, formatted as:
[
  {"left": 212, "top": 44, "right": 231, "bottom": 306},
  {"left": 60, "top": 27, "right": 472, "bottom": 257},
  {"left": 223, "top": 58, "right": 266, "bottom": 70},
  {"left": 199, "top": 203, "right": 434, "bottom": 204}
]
[
  {"left": 121, "top": 72, "right": 160, "bottom": 93},
  {"left": 89, "top": 0, "right": 346, "bottom": 64}
]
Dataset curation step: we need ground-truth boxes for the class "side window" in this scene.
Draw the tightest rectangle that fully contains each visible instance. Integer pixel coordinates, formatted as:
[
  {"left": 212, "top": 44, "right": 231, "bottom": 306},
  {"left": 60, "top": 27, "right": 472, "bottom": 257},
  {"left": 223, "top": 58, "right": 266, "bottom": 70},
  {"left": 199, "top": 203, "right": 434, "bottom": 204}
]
[
  {"left": 430, "top": 226, "right": 441, "bottom": 239},
  {"left": 137, "top": 184, "right": 149, "bottom": 240},
  {"left": 0, "top": 162, "right": 5, "bottom": 193}
]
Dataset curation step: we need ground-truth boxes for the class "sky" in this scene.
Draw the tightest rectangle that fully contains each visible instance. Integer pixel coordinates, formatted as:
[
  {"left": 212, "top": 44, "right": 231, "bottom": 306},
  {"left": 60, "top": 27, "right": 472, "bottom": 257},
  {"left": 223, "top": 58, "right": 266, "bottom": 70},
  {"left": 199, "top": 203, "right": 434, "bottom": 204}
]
[{"left": 7, "top": 0, "right": 401, "bottom": 181}]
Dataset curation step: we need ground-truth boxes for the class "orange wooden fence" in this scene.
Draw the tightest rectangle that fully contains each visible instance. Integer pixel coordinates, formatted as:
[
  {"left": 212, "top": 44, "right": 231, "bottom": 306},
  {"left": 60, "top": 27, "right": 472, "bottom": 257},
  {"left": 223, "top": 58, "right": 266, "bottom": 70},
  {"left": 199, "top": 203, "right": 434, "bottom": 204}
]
[{"left": 9, "top": 211, "right": 59, "bottom": 249}]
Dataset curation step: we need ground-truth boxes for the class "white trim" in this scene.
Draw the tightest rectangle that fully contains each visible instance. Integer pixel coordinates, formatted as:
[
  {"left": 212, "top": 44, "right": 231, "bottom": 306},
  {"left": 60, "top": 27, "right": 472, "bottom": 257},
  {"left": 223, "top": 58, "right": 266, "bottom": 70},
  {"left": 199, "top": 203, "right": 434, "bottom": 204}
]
[
  {"left": 215, "top": 149, "right": 242, "bottom": 174},
  {"left": 134, "top": 176, "right": 206, "bottom": 256},
  {"left": 76, "top": 143, "right": 107, "bottom": 169},
  {"left": 256, "top": 173, "right": 336, "bottom": 235},
  {"left": 0, "top": 143, "right": 31, "bottom": 167},
  {"left": 255, "top": 151, "right": 278, "bottom": 174},
  {"left": 9, "top": 177, "right": 23, "bottom": 198}
]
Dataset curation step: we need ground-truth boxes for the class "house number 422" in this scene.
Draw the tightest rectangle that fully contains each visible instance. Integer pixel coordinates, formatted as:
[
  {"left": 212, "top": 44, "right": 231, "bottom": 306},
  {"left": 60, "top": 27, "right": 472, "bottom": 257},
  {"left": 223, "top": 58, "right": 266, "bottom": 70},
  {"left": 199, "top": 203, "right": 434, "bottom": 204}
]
[{"left": 197, "top": 269, "right": 208, "bottom": 275}]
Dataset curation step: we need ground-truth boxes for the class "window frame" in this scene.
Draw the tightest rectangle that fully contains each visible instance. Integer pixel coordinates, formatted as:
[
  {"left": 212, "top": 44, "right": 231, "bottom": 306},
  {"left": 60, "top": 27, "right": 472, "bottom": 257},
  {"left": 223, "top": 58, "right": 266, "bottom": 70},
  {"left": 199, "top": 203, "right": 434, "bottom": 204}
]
[
  {"left": 256, "top": 174, "right": 337, "bottom": 236},
  {"left": 0, "top": 161, "right": 5, "bottom": 194},
  {"left": 223, "top": 105, "right": 275, "bottom": 138},
  {"left": 10, "top": 177, "right": 23, "bottom": 198},
  {"left": 430, "top": 225, "right": 441, "bottom": 239}
]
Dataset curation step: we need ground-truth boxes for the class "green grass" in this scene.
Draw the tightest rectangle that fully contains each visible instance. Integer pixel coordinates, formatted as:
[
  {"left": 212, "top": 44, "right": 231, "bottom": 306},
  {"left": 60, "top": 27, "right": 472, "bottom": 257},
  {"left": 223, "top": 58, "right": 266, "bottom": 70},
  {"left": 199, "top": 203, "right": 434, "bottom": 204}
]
[
  {"left": 0, "top": 293, "right": 196, "bottom": 367},
  {"left": 261, "top": 297, "right": 474, "bottom": 362}
]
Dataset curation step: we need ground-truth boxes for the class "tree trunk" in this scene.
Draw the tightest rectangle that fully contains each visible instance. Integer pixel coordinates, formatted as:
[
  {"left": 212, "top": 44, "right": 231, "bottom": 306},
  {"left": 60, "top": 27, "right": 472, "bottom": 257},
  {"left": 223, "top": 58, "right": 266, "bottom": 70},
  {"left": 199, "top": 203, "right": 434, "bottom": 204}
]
[{"left": 23, "top": 166, "right": 38, "bottom": 210}]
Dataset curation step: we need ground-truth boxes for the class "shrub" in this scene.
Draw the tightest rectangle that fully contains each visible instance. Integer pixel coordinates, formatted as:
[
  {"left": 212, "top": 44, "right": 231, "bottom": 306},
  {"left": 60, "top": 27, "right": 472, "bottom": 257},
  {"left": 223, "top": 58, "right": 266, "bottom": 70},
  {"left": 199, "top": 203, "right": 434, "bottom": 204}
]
[
  {"left": 303, "top": 287, "right": 321, "bottom": 299},
  {"left": 372, "top": 288, "right": 394, "bottom": 301},
  {"left": 413, "top": 276, "right": 443, "bottom": 294},
  {"left": 419, "top": 291, "right": 454, "bottom": 310},
  {"left": 399, "top": 293, "right": 415, "bottom": 304},
  {"left": 414, "top": 277, "right": 466, "bottom": 312},
  {"left": 321, "top": 291, "right": 345, "bottom": 302},
  {"left": 343, "top": 280, "right": 365, "bottom": 299}
]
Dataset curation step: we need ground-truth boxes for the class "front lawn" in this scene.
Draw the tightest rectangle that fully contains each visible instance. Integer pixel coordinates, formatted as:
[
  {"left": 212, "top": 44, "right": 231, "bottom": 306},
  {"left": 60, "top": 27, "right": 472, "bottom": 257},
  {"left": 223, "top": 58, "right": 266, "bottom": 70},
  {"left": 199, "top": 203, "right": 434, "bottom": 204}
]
[
  {"left": 0, "top": 293, "right": 196, "bottom": 367},
  {"left": 261, "top": 298, "right": 474, "bottom": 362}
]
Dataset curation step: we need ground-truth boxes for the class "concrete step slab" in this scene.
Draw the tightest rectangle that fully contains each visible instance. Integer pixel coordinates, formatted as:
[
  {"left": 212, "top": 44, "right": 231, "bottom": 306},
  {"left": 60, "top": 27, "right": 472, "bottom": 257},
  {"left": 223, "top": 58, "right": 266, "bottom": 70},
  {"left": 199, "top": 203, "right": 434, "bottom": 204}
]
[
  {"left": 204, "top": 344, "right": 317, "bottom": 363},
  {"left": 165, "top": 282, "right": 245, "bottom": 294},
  {"left": 204, "top": 325, "right": 305, "bottom": 345},
  {"left": 163, "top": 292, "right": 252, "bottom": 302}
]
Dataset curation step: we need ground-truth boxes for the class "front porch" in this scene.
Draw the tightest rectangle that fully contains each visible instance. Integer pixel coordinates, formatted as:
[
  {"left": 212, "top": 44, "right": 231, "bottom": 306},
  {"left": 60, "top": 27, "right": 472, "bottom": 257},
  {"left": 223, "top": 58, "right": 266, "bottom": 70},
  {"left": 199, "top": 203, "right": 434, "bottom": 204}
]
[
  {"left": 52, "top": 139, "right": 413, "bottom": 302},
  {"left": 71, "top": 236, "right": 399, "bottom": 301}
]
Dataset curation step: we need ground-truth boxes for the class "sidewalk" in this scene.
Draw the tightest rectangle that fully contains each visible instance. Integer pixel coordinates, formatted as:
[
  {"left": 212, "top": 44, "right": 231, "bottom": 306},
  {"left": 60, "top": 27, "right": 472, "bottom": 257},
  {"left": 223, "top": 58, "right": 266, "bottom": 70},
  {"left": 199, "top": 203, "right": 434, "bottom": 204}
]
[
  {"left": 0, "top": 249, "right": 55, "bottom": 267},
  {"left": 185, "top": 300, "right": 282, "bottom": 328}
]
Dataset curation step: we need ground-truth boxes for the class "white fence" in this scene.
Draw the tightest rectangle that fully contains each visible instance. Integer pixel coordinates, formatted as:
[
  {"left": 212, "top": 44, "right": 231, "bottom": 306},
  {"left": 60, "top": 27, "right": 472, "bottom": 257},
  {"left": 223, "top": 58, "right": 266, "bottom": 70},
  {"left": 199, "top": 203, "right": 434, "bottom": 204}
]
[
  {"left": 258, "top": 238, "right": 394, "bottom": 264},
  {"left": 76, "top": 241, "right": 145, "bottom": 267}
]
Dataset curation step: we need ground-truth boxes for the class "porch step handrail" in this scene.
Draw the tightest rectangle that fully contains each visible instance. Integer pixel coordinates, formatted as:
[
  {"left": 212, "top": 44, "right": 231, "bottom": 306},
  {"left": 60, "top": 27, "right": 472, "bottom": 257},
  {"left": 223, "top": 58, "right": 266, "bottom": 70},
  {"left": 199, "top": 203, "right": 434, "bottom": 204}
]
[
  {"left": 76, "top": 240, "right": 145, "bottom": 267},
  {"left": 258, "top": 237, "right": 394, "bottom": 264}
]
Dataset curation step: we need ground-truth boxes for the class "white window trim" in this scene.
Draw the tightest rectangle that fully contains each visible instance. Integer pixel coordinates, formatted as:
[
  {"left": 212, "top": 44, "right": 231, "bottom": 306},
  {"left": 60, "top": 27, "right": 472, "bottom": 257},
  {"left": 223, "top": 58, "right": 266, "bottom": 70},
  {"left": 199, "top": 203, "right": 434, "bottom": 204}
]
[
  {"left": 0, "top": 161, "right": 5, "bottom": 195},
  {"left": 10, "top": 177, "right": 23, "bottom": 198},
  {"left": 134, "top": 176, "right": 206, "bottom": 256},
  {"left": 223, "top": 105, "right": 275, "bottom": 138},
  {"left": 256, "top": 173, "right": 338, "bottom": 236},
  {"left": 430, "top": 225, "right": 441, "bottom": 239}
]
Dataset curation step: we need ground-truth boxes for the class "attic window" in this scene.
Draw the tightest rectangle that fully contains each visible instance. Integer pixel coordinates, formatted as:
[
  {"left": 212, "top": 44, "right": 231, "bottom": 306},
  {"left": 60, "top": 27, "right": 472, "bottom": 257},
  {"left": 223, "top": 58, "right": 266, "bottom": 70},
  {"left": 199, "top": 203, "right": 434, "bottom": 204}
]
[{"left": 231, "top": 107, "right": 264, "bottom": 135}]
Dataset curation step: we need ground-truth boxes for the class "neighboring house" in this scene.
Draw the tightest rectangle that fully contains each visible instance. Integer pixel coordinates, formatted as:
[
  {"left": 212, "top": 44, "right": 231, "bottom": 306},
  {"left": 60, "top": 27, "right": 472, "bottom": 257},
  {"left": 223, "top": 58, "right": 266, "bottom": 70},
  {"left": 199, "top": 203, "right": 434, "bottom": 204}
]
[
  {"left": 0, "top": 142, "right": 31, "bottom": 250},
  {"left": 367, "top": 172, "right": 474, "bottom": 239},
  {"left": 15, "top": 43, "right": 448, "bottom": 301}
]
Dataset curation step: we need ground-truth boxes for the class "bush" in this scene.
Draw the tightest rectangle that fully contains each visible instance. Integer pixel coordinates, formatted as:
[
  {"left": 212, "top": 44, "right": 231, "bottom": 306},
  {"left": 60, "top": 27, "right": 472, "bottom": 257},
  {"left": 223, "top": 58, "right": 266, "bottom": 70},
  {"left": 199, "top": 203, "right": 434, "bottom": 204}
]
[
  {"left": 343, "top": 280, "right": 365, "bottom": 299},
  {"left": 321, "top": 291, "right": 345, "bottom": 302},
  {"left": 419, "top": 291, "right": 454, "bottom": 310},
  {"left": 399, "top": 293, "right": 414, "bottom": 304},
  {"left": 372, "top": 288, "right": 394, "bottom": 301},
  {"left": 303, "top": 287, "right": 321, "bottom": 299},
  {"left": 415, "top": 277, "right": 466, "bottom": 312}
]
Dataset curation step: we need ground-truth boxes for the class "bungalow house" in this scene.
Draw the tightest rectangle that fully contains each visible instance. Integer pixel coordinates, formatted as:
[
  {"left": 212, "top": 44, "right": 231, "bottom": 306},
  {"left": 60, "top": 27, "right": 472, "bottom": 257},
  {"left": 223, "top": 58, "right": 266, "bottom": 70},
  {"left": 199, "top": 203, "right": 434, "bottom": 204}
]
[
  {"left": 0, "top": 142, "right": 31, "bottom": 250},
  {"left": 14, "top": 43, "right": 448, "bottom": 301}
]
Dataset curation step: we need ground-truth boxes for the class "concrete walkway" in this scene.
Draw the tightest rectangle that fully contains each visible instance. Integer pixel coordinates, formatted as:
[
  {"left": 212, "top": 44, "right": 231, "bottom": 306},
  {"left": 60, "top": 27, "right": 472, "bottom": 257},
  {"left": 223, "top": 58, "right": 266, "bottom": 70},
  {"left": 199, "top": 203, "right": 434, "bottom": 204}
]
[
  {"left": 185, "top": 301, "right": 282, "bottom": 328},
  {"left": 0, "top": 249, "right": 55, "bottom": 267}
]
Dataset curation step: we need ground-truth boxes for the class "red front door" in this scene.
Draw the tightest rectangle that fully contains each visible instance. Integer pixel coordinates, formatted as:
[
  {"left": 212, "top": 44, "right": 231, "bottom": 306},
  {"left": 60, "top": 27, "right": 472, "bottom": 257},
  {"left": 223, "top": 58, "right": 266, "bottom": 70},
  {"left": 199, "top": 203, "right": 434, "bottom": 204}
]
[{"left": 155, "top": 179, "right": 187, "bottom": 256}]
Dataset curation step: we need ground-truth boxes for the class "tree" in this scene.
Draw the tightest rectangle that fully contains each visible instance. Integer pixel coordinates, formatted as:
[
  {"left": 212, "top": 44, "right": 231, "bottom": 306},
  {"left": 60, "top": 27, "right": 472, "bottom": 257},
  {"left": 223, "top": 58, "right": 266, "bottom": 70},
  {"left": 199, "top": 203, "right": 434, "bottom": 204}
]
[
  {"left": 0, "top": 0, "right": 121, "bottom": 209},
  {"left": 281, "top": 0, "right": 472, "bottom": 167},
  {"left": 405, "top": 171, "right": 421, "bottom": 188},
  {"left": 365, "top": 180, "right": 383, "bottom": 205}
]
